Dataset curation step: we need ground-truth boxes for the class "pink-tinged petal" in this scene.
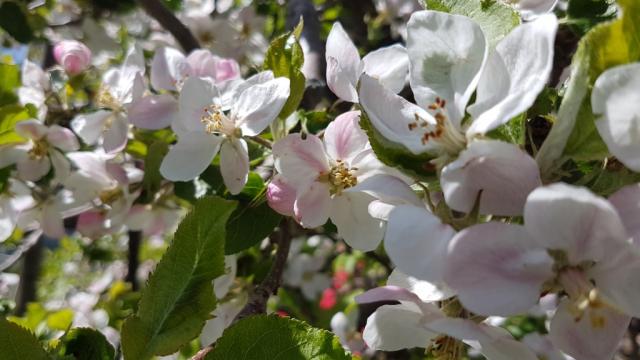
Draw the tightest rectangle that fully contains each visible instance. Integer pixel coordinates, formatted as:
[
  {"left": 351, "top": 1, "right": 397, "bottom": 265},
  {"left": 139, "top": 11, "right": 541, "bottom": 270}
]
[
  {"left": 323, "top": 111, "right": 368, "bottom": 162},
  {"left": 325, "top": 22, "right": 361, "bottom": 102},
  {"left": 233, "top": 77, "right": 290, "bottom": 136},
  {"left": 524, "top": 183, "right": 629, "bottom": 264},
  {"left": 428, "top": 318, "right": 539, "bottom": 360},
  {"left": 46, "top": 125, "right": 79, "bottom": 152},
  {"left": 160, "top": 132, "right": 222, "bottom": 181},
  {"left": 359, "top": 74, "right": 440, "bottom": 155},
  {"left": 272, "top": 134, "right": 330, "bottom": 189},
  {"left": 444, "top": 222, "right": 553, "bottom": 316},
  {"left": 53, "top": 40, "right": 92, "bottom": 75},
  {"left": 363, "top": 303, "right": 438, "bottom": 351},
  {"left": 441, "top": 140, "right": 541, "bottom": 216},
  {"left": 0, "top": 198, "right": 17, "bottom": 242},
  {"left": 77, "top": 210, "right": 109, "bottom": 239},
  {"left": 266, "top": 174, "right": 296, "bottom": 216},
  {"left": 387, "top": 269, "right": 455, "bottom": 302},
  {"left": 330, "top": 191, "right": 385, "bottom": 251},
  {"left": 348, "top": 174, "right": 423, "bottom": 208},
  {"left": 49, "top": 149, "right": 71, "bottom": 184},
  {"left": 71, "top": 110, "right": 113, "bottom": 145},
  {"left": 220, "top": 138, "right": 249, "bottom": 195},
  {"left": 467, "top": 15, "right": 558, "bottom": 135},
  {"left": 17, "top": 156, "right": 51, "bottom": 182},
  {"left": 590, "top": 246, "right": 640, "bottom": 317},
  {"left": 102, "top": 114, "right": 129, "bottom": 154},
  {"left": 549, "top": 299, "right": 630, "bottom": 360},
  {"left": 407, "top": 10, "right": 487, "bottom": 127},
  {"left": 15, "top": 120, "right": 47, "bottom": 140},
  {"left": 185, "top": 49, "right": 217, "bottom": 79},
  {"left": 294, "top": 182, "right": 331, "bottom": 228},
  {"left": 125, "top": 204, "right": 153, "bottom": 231},
  {"left": 151, "top": 46, "right": 189, "bottom": 91},
  {"left": 214, "top": 58, "right": 240, "bottom": 82},
  {"left": 356, "top": 285, "right": 424, "bottom": 306},
  {"left": 385, "top": 205, "right": 455, "bottom": 283},
  {"left": 177, "top": 77, "right": 218, "bottom": 134},
  {"left": 609, "top": 183, "right": 640, "bottom": 245},
  {"left": 362, "top": 44, "right": 408, "bottom": 94},
  {"left": 42, "top": 201, "right": 65, "bottom": 238},
  {"left": 128, "top": 94, "right": 177, "bottom": 130}
]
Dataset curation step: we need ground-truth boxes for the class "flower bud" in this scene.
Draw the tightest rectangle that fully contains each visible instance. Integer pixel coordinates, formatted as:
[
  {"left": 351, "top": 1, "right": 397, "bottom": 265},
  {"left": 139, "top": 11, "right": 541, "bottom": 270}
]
[
  {"left": 214, "top": 58, "right": 240, "bottom": 82},
  {"left": 53, "top": 40, "right": 92, "bottom": 75}
]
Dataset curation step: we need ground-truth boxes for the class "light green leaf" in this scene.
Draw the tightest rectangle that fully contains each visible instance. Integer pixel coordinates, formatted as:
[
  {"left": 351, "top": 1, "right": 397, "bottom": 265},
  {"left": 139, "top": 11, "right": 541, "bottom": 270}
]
[
  {"left": 0, "top": 317, "right": 50, "bottom": 360},
  {"left": 0, "top": 105, "right": 31, "bottom": 146},
  {"left": 205, "top": 315, "right": 352, "bottom": 360},
  {"left": 423, "top": 0, "right": 520, "bottom": 46},
  {"left": 55, "top": 328, "right": 115, "bottom": 360},
  {"left": 537, "top": 0, "right": 640, "bottom": 175},
  {"left": 263, "top": 19, "right": 306, "bottom": 124},
  {"left": 0, "top": 63, "right": 20, "bottom": 107},
  {"left": 121, "top": 196, "right": 237, "bottom": 360},
  {"left": 46, "top": 309, "right": 74, "bottom": 331}
]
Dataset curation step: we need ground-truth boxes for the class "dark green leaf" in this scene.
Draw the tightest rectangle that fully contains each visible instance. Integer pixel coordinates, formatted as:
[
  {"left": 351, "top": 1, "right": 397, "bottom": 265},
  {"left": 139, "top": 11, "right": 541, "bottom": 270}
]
[
  {"left": 225, "top": 201, "right": 281, "bottom": 254},
  {"left": 141, "top": 141, "right": 169, "bottom": 203},
  {"left": 121, "top": 196, "right": 237, "bottom": 360},
  {"left": 205, "top": 315, "right": 352, "bottom": 360},
  {"left": 0, "top": 317, "right": 50, "bottom": 360},
  {"left": 0, "top": 2, "right": 33, "bottom": 43},
  {"left": 56, "top": 328, "right": 115, "bottom": 360}
]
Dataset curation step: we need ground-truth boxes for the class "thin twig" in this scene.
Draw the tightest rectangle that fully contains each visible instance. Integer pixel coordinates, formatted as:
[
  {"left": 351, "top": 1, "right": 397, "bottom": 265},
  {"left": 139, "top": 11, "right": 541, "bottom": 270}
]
[
  {"left": 248, "top": 135, "right": 273, "bottom": 149},
  {"left": 137, "top": 0, "right": 200, "bottom": 53}
]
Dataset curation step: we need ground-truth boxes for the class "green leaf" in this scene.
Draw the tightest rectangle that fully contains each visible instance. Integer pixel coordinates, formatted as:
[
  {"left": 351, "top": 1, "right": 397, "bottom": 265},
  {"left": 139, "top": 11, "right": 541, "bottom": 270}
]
[
  {"left": 46, "top": 309, "right": 74, "bottom": 331},
  {"left": 225, "top": 201, "right": 281, "bottom": 254},
  {"left": 486, "top": 113, "right": 526, "bottom": 145},
  {"left": 0, "top": 317, "right": 50, "bottom": 360},
  {"left": 205, "top": 315, "right": 352, "bottom": 360},
  {"left": 56, "top": 328, "right": 115, "bottom": 360},
  {"left": 567, "top": 0, "right": 617, "bottom": 33},
  {"left": 263, "top": 19, "right": 306, "bottom": 123},
  {"left": 121, "top": 196, "right": 237, "bottom": 360},
  {"left": 537, "top": 0, "right": 640, "bottom": 174},
  {"left": 0, "top": 105, "right": 31, "bottom": 146},
  {"left": 359, "top": 110, "right": 438, "bottom": 181},
  {"left": 0, "top": 2, "right": 33, "bottom": 43},
  {"left": 0, "top": 62, "right": 20, "bottom": 106},
  {"left": 141, "top": 141, "right": 169, "bottom": 203},
  {"left": 424, "top": 0, "right": 520, "bottom": 46}
]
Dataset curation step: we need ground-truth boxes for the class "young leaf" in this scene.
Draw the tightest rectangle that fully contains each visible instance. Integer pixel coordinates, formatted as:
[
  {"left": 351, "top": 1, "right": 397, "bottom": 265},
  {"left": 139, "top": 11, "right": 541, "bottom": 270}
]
[
  {"left": 205, "top": 315, "right": 352, "bottom": 360},
  {"left": 0, "top": 63, "right": 20, "bottom": 107},
  {"left": 0, "top": 317, "right": 50, "bottom": 360},
  {"left": 423, "top": 0, "right": 520, "bottom": 46},
  {"left": 0, "top": 105, "right": 31, "bottom": 146},
  {"left": 121, "top": 196, "right": 237, "bottom": 360},
  {"left": 55, "top": 328, "right": 115, "bottom": 360}
]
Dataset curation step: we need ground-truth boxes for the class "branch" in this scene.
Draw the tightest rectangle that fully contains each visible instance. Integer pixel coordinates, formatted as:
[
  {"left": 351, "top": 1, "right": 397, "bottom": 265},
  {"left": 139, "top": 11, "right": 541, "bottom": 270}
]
[
  {"left": 125, "top": 231, "right": 142, "bottom": 291},
  {"left": 14, "top": 236, "right": 44, "bottom": 316},
  {"left": 137, "top": 0, "right": 200, "bottom": 53}
]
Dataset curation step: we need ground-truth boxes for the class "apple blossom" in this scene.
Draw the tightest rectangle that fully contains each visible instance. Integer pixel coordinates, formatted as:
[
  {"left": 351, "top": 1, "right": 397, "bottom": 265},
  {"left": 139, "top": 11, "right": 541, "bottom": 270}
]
[
  {"left": 160, "top": 74, "right": 289, "bottom": 194},
  {"left": 18, "top": 60, "right": 49, "bottom": 119},
  {"left": 326, "top": 22, "right": 408, "bottom": 103},
  {"left": 53, "top": 40, "right": 92, "bottom": 75},
  {"left": 359, "top": 11, "right": 557, "bottom": 215},
  {"left": 444, "top": 183, "right": 640, "bottom": 360}
]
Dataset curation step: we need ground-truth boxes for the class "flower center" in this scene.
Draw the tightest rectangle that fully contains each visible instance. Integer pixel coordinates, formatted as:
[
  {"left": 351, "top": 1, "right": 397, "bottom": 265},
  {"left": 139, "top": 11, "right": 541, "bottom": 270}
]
[
  {"left": 325, "top": 160, "right": 357, "bottom": 195},
  {"left": 28, "top": 140, "right": 49, "bottom": 160},
  {"left": 99, "top": 187, "right": 123, "bottom": 205},
  {"left": 201, "top": 105, "right": 238, "bottom": 137},
  {"left": 96, "top": 87, "right": 121, "bottom": 111},
  {"left": 558, "top": 268, "right": 608, "bottom": 329}
]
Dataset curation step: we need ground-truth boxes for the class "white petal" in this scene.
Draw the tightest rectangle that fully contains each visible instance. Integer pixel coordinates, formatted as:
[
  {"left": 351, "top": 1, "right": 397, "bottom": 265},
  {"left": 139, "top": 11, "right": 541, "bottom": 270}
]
[
  {"left": 330, "top": 191, "right": 385, "bottom": 252},
  {"left": 407, "top": 10, "right": 487, "bottom": 126},
  {"left": 385, "top": 205, "right": 455, "bottom": 283},
  {"left": 325, "top": 22, "right": 361, "bottom": 102},
  {"left": 363, "top": 303, "right": 438, "bottom": 351},
  {"left": 177, "top": 77, "right": 218, "bottom": 134},
  {"left": 71, "top": 110, "right": 112, "bottom": 145},
  {"left": 441, "top": 140, "right": 541, "bottom": 216},
  {"left": 592, "top": 63, "right": 640, "bottom": 171},
  {"left": 0, "top": 198, "right": 17, "bottom": 242},
  {"left": 160, "top": 132, "right": 222, "bottom": 181},
  {"left": 516, "top": 0, "right": 558, "bottom": 21},
  {"left": 348, "top": 174, "right": 423, "bottom": 208},
  {"left": 590, "top": 246, "right": 640, "bottom": 317},
  {"left": 220, "top": 138, "right": 249, "bottom": 195},
  {"left": 467, "top": 14, "right": 558, "bottom": 135},
  {"left": 359, "top": 74, "right": 439, "bottom": 154},
  {"left": 102, "top": 113, "right": 129, "bottom": 154},
  {"left": 233, "top": 77, "right": 290, "bottom": 136},
  {"left": 46, "top": 125, "right": 79, "bottom": 152},
  {"left": 549, "top": 299, "right": 630, "bottom": 360},
  {"left": 150, "top": 46, "right": 188, "bottom": 91},
  {"left": 362, "top": 44, "right": 408, "bottom": 94},
  {"left": 444, "top": 222, "right": 553, "bottom": 316},
  {"left": 294, "top": 182, "right": 331, "bottom": 228},
  {"left": 323, "top": 111, "right": 368, "bottom": 162},
  {"left": 128, "top": 94, "right": 177, "bottom": 130},
  {"left": 49, "top": 150, "right": 71, "bottom": 184},
  {"left": 42, "top": 201, "right": 65, "bottom": 238},
  {"left": 15, "top": 120, "right": 47, "bottom": 140},
  {"left": 17, "top": 156, "right": 51, "bottom": 182},
  {"left": 524, "top": 183, "right": 629, "bottom": 264},
  {"left": 272, "top": 134, "right": 330, "bottom": 189},
  {"left": 387, "top": 269, "right": 454, "bottom": 302},
  {"left": 609, "top": 183, "right": 640, "bottom": 244}
]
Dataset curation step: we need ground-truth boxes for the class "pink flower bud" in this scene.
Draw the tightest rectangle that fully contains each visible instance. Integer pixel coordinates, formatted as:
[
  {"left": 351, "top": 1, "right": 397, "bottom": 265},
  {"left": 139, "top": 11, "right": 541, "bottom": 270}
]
[
  {"left": 53, "top": 40, "right": 92, "bottom": 75},
  {"left": 267, "top": 175, "right": 296, "bottom": 216},
  {"left": 214, "top": 58, "right": 240, "bottom": 82}
]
